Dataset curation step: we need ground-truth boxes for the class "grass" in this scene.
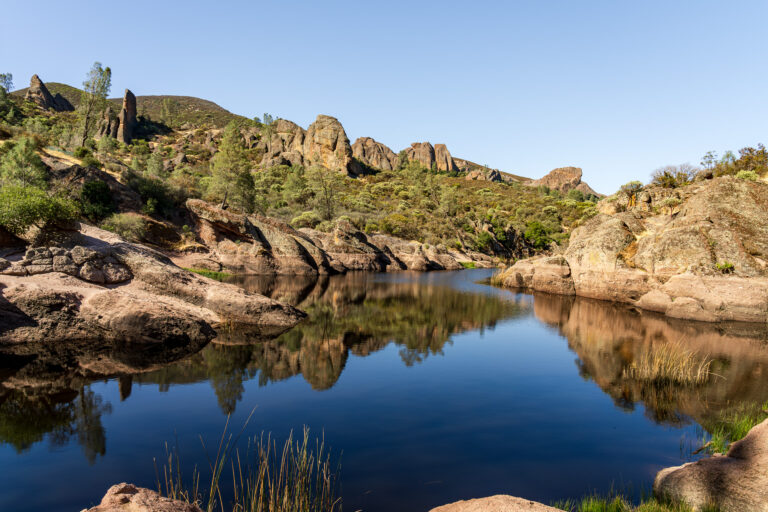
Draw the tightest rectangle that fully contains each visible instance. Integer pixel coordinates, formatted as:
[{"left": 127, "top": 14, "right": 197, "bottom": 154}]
[
  {"left": 459, "top": 261, "right": 476, "bottom": 269},
  {"left": 156, "top": 415, "right": 341, "bottom": 512},
  {"left": 622, "top": 341, "right": 713, "bottom": 386},
  {"left": 184, "top": 268, "right": 233, "bottom": 281},
  {"left": 553, "top": 494, "right": 720, "bottom": 511},
  {"left": 700, "top": 401, "right": 768, "bottom": 454}
]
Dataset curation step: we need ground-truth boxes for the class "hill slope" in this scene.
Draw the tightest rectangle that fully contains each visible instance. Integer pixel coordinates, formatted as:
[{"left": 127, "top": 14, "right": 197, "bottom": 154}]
[{"left": 13, "top": 82, "right": 244, "bottom": 128}]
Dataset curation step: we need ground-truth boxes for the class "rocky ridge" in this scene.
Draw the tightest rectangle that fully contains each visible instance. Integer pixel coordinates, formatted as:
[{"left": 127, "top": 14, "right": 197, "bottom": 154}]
[
  {"left": 179, "top": 199, "right": 492, "bottom": 274},
  {"left": 527, "top": 166, "right": 600, "bottom": 196},
  {"left": 494, "top": 176, "right": 768, "bottom": 322}
]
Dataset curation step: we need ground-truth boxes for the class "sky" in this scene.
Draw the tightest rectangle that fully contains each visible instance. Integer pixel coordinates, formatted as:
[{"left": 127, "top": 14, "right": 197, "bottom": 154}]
[{"left": 1, "top": 0, "right": 766, "bottom": 193}]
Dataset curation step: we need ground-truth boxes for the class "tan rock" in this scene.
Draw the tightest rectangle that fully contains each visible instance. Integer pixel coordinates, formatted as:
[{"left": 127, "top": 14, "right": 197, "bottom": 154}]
[
  {"left": 528, "top": 166, "right": 599, "bottom": 196},
  {"left": 23, "top": 74, "right": 74, "bottom": 111},
  {"left": 303, "top": 115, "right": 361, "bottom": 175},
  {"left": 116, "top": 89, "right": 137, "bottom": 144},
  {"left": 430, "top": 495, "right": 560, "bottom": 512},
  {"left": 85, "top": 483, "right": 201, "bottom": 512},
  {"left": 654, "top": 419, "right": 768, "bottom": 511},
  {"left": 352, "top": 136, "right": 398, "bottom": 170}
]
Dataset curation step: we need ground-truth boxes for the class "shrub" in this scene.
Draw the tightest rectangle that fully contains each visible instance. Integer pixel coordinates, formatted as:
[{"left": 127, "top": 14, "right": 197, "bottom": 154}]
[
  {"left": 524, "top": 221, "right": 552, "bottom": 249},
  {"left": 73, "top": 146, "right": 91, "bottom": 158},
  {"left": 651, "top": 164, "right": 698, "bottom": 188},
  {"left": 97, "top": 135, "right": 117, "bottom": 154},
  {"left": 619, "top": 180, "right": 643, "bottom": 196},
  {"left": 736, "top": 170, "right": 759, "bottom": 181},
  {"left": 0, "top": 185, "right": 79, "bottom": 235},
  {"left": 100, "top": 213, "right": 146, "bottom": 241},
  {"left": 715, "top": 261, "right": 734, "bottom": 274},
  {"left": 80, "top": 180, "right": 115, "bottom": 221},
  {"left": 289, "top": 210, "right": 321, "bottom": 229}
]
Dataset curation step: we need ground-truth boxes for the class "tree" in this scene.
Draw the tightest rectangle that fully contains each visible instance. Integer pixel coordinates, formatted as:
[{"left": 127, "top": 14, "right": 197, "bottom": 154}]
[
  {"left": 209, "top": 121, "right": 256, "bottom": 212},
  {"left": 0, "top": 137, "right": 48, "bottom": 188},
  {"left": 307, "top": 166, "right": 344, "bottom": 221},
  {"left": 78, "top": 62, "right": 112, "bottom": 146},
  {"left": 651, "top": 163, "right": 698, "bottom": 188},
  {"left": 0, "top": 73, "right": 12, "bottom": 92},
  {"left": 701, "top": 151, "right": 718, "bottom": 170}
]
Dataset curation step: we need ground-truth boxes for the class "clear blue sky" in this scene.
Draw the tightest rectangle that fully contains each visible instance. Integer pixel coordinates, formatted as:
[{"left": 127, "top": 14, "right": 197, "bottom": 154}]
[{"left": 2, "top": 0, "right": 766, "bottom": 193}]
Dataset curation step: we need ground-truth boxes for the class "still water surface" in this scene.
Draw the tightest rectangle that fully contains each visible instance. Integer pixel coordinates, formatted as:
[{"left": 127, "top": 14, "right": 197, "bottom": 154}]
[{"left": 1, "top": 269, "right": 767, "bottom": 511}]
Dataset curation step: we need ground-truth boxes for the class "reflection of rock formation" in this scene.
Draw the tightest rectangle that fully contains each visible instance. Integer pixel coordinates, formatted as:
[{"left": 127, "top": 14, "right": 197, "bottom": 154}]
[
  {"left": 531, "top": 292, "right": 768, "bottom": 426},
  {"left": 134, "top": 273, "right": 526, "bottom": 411}
]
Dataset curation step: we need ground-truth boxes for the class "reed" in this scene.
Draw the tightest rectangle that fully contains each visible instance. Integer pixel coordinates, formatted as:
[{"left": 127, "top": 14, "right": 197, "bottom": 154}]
[
  {"left": 622, "top": 341, "right": 712, "bottom": 386},
  {"left": 155, "top": 416, "right": 341, "bottom": 512}
]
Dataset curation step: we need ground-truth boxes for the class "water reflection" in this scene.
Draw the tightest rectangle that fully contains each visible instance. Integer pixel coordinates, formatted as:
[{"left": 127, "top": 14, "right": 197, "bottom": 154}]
[{"left": 531, "top": 292, "right": 768, "bottom": 428}]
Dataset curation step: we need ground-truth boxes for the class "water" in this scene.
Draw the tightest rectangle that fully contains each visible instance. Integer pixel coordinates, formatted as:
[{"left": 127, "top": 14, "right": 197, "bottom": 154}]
[{"left": 1, "top": 269, "right": 767, "bottom": 511}]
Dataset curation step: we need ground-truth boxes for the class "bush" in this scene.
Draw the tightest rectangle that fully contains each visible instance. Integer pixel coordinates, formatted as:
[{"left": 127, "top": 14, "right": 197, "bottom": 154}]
[
  {"left": 715, "top": 261, "right": 734, "bottom": 274},
  {"left": 524, "top": 221, "right": 552, "bottom": 250},
  {"left": 0, "top": 136, "right": 47, "bottom": 188},
  {"left": 80, "top": 180, "right": 115, "bottom": 221},
  {"left": 736, "top": 170, "right": 759, "bottom": 181},
  {"left": 100, "top": 213, "right": 146, "bottom": 241},
  {"left": 651, "top": 164, "right": 697, "bottom": 188},
  {"left": 73, "top": 146, "right": 91, "bottom": 158},
  {"left": 619, "top": 180, "right": 643, "bottom": 196},
  {"left": 0, "top": 185, "right": 79, "bottom": 235}
]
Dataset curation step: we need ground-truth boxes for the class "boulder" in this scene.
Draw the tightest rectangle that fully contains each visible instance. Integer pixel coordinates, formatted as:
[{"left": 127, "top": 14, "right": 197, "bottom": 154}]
[
  {"left": 494, "top": 177, "right": 768, "bottom": 322},
  {"left": 303, "top": 115, "right": 361, "bottom": 175},
  {"left": 528, "top": 166, "right": 599, "bottom": 196},
  {"left": 434, "top": 143, "right": 457, "bottom": 172},
  {"left": 466, "top": 168, "right": 502, "bottom": 182},
  {"left": 654, "top": 419, "right": 768, "bottom": 511},
  {"left": 116, "top": 89, "right": 137, "bottom": 144},
  {"left": 430, "top": 495, "right": 560, "bottom": 512},
  {"left": 85, "top": 483, "right": 201, "bottom": 512},
  {"left": 23, "top": 74, "right": 74, "bottom": 112},
  {"left": 404, "top": 141, "right": 436, "bottom": 169},
  {"left": 352, "top": 136, "right": 398, "bottom": 171}
]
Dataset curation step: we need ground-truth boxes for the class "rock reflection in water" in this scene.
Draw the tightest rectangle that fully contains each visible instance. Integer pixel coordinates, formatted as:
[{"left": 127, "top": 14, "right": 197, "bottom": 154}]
[
  {"left": 531, "top": 292, "right": 768, "bottom": 428},
  {"left": 136, "top": 272, "right": 528, "bottom": 412}
]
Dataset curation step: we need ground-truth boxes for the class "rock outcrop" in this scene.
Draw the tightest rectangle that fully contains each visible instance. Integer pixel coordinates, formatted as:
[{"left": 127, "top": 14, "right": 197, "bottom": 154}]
[
  {"left": 85, "top": 483, "right": 201, "bottom": 512},
  {"left": 0, "top": 223, "right": 305, "bottom": 348},
  {"left": 654, "top": 419, "right": 768, "bottom": 511},
  {"left": 494, "top": 176, "right": 768, "bottom": 322},
  {"left": 430, "top": 495, "right": 560, "bottom": 512},
  {"left": 303, "top": 115, "right": 362, "bottom": 175},
  {"left": 403, "top": 141, "right": 457, "bottom": 171},
  {"left": 527, "top": 166, "right": 599, "bottom": 196},
  {"left": 180, "top": 199, "right": 486, "bottom": 275},
  {"left": 257, "top": 119, "right": 307, "bottom": 168},
  {"left": 116, "top": 89, "right": 137, "bottom": 144},
  {"left": 23, "top": 74, "right": 73, "bottom": 112},
  {"left": 352, "top": 136, "right": 399, "bottom": 170},
  {"left": 466, "top": 168, "right": 502, "bottom": 182}
]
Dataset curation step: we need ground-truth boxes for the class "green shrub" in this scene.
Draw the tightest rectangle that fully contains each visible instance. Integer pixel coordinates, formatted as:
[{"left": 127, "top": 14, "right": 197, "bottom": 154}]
[
  {"left": 715, "top": 261, "right": 734, "bottom": 274},
  {"left": 651, "top": 164, "right": 697, "bottom": 188},
  {"left": 0, "top": 185, "right": 79, "bottom": 235},
  {"left": 100, "top": 213, "right": 146, "bottom": 241},
  {"left": 80, "top": 180, "right": 115, "bottom": 221},
  {"left": 290, "top": 211, "right": 321, "bottom": 229},
  {"left": 73, "top": 146, "right": 91, "bottom": 158},
  {"left": 524, "top": 221, "right": 552, "bottom": 249},
  {"left": 736, "top": 170, "right": 759, "bottom": 181}
]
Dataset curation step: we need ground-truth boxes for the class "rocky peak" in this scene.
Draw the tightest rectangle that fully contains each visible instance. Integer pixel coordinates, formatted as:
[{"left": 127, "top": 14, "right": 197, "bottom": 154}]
[
  {"left": 434, "top": 144, "right": 457, "bottom": 172},
  {"left": 303, "top": 115, "right": 361, "bottom": 176},
  {"left": 116, "top": 89, "right": 137, "bottom": 144},
  {"left": 528, "top": 166, "right": 600, "bottom": 196},
  {"left": 23, "top": 74, "right": 73, "bottom": 112},
  {"left": 352, "top": 137, "right": 398, "bottom": 171},
  {"left": 403, "top": 142, "right": 457, "bottom": 172}
]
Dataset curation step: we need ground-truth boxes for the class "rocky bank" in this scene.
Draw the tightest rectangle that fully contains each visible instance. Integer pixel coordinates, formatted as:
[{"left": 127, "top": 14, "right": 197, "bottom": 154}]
[{"left": 494, "top": 176, "right": 768, "bottom": 322}]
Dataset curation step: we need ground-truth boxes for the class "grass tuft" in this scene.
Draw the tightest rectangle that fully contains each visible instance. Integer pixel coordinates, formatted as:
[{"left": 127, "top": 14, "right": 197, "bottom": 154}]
[
  {"left": 459, "top": 261, "right": 477, "bottom": 269},
  {"left": 622, "top": 341, "right": 712, "bottom": 386},
  {"left": 184, "top": 268, "right": 233, "bottom": 281}
]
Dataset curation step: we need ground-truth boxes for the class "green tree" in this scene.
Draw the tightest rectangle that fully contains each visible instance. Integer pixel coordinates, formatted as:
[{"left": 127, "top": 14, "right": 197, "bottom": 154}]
[
  {"left": 0, "top": 73, "right": 12, "bottom": 92},
  {"left": 0, "top": 186, "right": 79, "bottom": 235},
  {"left": 78, "top": 62, "right": 112, "bottom": 146},
  {"left": 0, "top": 137, "right": 48, "bottom": 187},
  {"left": 307, "top": 166, "right": 344, "bottom": 221},
  {"left": 209, "top": 121, "right": 256, "bottom": 212},
  {"left": 80, "top": 180, "right": 115, "bottom": 221}
]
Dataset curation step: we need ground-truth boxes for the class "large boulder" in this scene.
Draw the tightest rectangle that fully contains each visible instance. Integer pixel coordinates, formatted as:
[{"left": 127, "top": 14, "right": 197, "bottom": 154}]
[
  {"left": 352, "top": 136, "right": 398, "bottom": 171},
  {"left": 495, "top": 177, "right": 768, "bottom": 322},
  {"left": 430, "top": 495, "right": 560, "bottom": 512},
  {"left": 434, "top": 143, "right": 458, "bottom": 172},
  {"left": 303, "top": 115, "right": 361, "bottom": 175},
  {"left": 654, "top": 419, "right": 768, "bottom": 511},
  {"left": 257, "top": 119, "right": 307, "bottom": 168},
  {"left": 404, "top": 141, "right": 436, "bottom": 169},
  {"left": 85, "top": 483, "right": 201, "bottom": 512},
  {"left": 23, "top": 74, "right": 74, "bottom": 112}
]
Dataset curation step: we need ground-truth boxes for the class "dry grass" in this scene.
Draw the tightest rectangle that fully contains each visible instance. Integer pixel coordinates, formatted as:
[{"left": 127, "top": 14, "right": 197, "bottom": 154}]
[{"left": 623, "top": 341, "right": 713, "bottom": 386}]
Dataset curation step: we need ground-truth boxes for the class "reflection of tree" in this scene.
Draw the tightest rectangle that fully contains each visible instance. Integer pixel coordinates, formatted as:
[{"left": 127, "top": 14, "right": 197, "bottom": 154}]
[
  {"left": 0, "top": 385, "right": 111, "bottom": 464},
  {"left": 135, "top": 274, "right": 526, "bottom": 413}
]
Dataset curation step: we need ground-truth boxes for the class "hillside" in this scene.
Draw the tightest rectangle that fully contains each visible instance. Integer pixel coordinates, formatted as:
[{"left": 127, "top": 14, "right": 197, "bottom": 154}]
[{"left": 13, "top": 82, "right": 244, "bottom": 128}]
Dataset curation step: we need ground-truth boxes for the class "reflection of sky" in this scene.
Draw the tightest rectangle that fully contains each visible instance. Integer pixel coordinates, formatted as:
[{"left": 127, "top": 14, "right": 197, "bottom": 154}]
[{"left": 0, "top": 271, "right": 708, "bottom": 512}]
